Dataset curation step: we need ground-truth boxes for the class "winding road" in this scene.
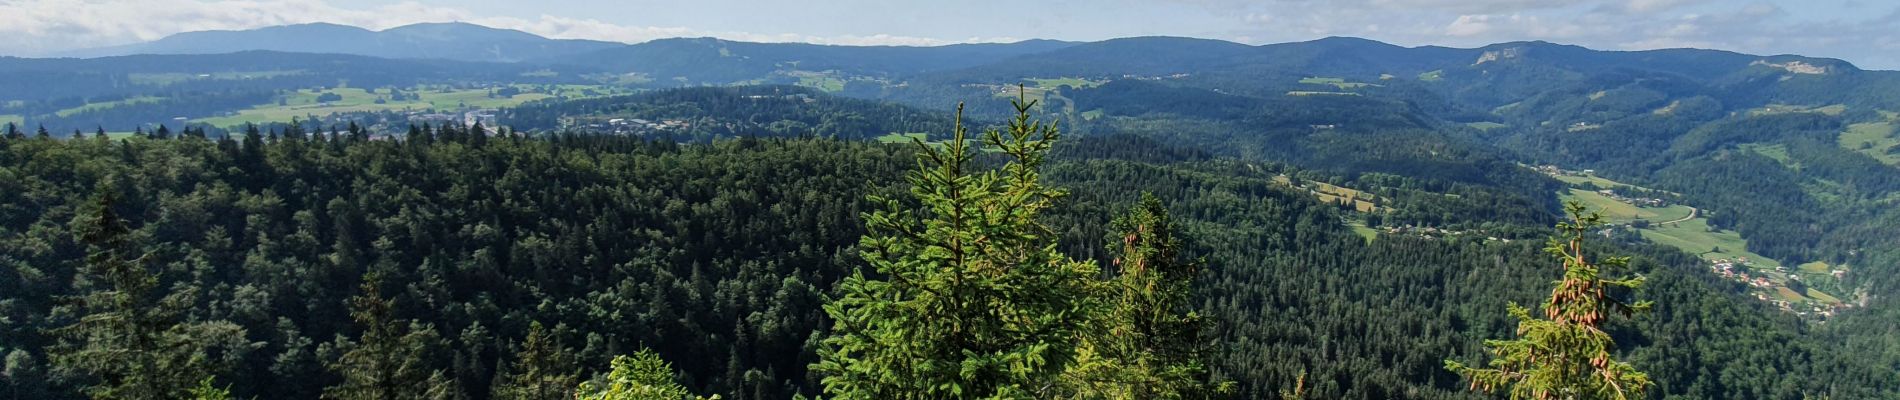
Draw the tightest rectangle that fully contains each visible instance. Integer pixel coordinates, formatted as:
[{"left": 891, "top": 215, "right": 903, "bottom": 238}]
[{"left": 1660, "top": 207, "right": 1698, "bottom": 225}]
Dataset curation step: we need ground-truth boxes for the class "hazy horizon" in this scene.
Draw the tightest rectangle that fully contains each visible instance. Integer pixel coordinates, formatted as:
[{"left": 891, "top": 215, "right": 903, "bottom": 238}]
[{"left": 0, "top": 0, "right": 1895, "bottom": 69}]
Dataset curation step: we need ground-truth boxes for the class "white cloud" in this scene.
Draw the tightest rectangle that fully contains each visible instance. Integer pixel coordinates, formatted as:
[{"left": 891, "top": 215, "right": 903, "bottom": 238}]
[
  {"left": 0, "top": 0, "right": 481, "bottom": 54},
  {"left": 1445, "top": 15, "right": 1495, "bottom": 36},
  {"left": 1619, "top": 0, "right": 1704, "bottom": 13}
]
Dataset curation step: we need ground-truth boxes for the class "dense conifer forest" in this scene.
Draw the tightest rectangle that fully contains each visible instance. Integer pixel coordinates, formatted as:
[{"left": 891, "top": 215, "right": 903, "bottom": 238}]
[
  {"left": 1, "top": 105, "right": 1896, "bottom": 398},
  {"left": 6, "top": 20, "right": 1900, "bottom": 399}
]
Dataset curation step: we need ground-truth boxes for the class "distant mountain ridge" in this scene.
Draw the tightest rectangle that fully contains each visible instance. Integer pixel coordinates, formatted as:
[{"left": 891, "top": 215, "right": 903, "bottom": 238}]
[
  {"left": 64, "top": 22, "right": 622, "bottom": 63},
  {"left": 552, "top": 37, "right": 1079, "bottom": 83},
  {"left": 57, "top": 22, "right": 1873, "bottom": 83}
]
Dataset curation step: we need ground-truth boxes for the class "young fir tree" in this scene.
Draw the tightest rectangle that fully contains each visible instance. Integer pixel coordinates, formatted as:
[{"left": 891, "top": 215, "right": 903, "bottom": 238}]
[
  {"left": 1061, "top": 194, "right": 1230, "bottom": 399},
  {"left": 490, "top": 322, "right": 579, "bottom": 400},
  {"left": 188, "top": 376, "right": 232, "bottom": 400},
  {"left": 48, "top": 191, "right": 229, "bottom": 400},
  {"left": 573, "top": 349, "right": 715, "bottom": 400},
  {"left": 814, "top": 98, "right": 1100, "bottom": 399},
  {"left": 1446, "top": 201, "right": 1653, "bottom": 400},
  {"left": 322, "top": 274, "right": 458, "bottom": 400}
]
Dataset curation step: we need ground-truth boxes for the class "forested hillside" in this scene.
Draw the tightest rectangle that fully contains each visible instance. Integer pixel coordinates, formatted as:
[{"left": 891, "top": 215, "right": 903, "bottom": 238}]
[
  {"left": 6, "top": 25, "right": 1900, "bottom": 399},
  {"left": 1, "top": 113, "right": 1894, "bottom": 398}
]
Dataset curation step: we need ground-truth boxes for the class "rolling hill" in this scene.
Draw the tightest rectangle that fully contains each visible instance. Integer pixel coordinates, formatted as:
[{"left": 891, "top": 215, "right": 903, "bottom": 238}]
[{"left": 64, "top": 22, "right": 622, "bottom": 63}]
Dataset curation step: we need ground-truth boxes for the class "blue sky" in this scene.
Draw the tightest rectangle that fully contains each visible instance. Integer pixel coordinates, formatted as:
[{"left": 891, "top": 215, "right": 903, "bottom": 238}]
[{"left": 2, "top": 0, "right": 1897, "bottom": 69}]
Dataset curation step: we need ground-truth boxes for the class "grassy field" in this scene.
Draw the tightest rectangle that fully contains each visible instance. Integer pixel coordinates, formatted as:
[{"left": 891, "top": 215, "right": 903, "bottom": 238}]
[
  {"left": 1548, "top": 172, "right": 1838, "bottom": 302},
  {"left": 1748, "top": 103, "right": 1847, "bottom": 117},
  {"left": 994, "top": 85, "right": 1053, "bottom": 100},
  {"left": 1561, "top": 189, "right": 1694, "bottom": 223},
  {"left": 1806, "top": 288, "right": 1841, "bottom": 303},
  {"left": 1739, "top": 143, "right": 1796, "bottom": 166},
  {"left": 1286, "top": 91, "right": 1361, "bottom": 97},
  {"left": 0, "top": 114, "right": 21, "bottom": 127},
  {"left": 128, "top": 70, "right": 304, "bottom": 86},
  {"left": 196, "top": 85, "right": 565, "bottom": 128},
  {"left": 874, "top": 132, "right": 997, "bottom": 152},
  {"left": 1551, "top": 173, "right": 1625, "bottom": 189},
  {"left": 1026, "top": 77, "right": 1103, "bottom": 89},
  {"left": 1349, "top": 221, "right": 1379, "bottom": 242},
  {"left": 797, "top": 76, "right": 846, "bottom": 92},
  {"left": 1640, "top": 217, "right": 1781, "bottom": 269},
  {"left": 1466, "top": 122, "right": 1507, "bottom": 130},
  {"left": 1418, "top": 70, "right": 1444, "bottom": 82},
  {"left": 1275, "top": 175, "right": 1383, "bottom": 213},
  {"left": 1773, "top": 287, "right": 1808, "bottom": 302},
  {"left": 1652, "top": 100, "right": 1682, "bottom": 115},
  {"left": 874, "top": 132, "right": 928, "bottom": 144},
  {"left": 1493, "top": 102, "right": 1522, "bottom": 114},
  {"left": 788, "top": 71, "right": 847, "bottom": 92},
  {"left": 1299, "top": 77, "right": 1377, "bottom": 89},
  {"left": 1547, "top": 168, "right": 1847, "bottom": 305},
  {"left": 1838, "top": 121, "right": 1900, "bottom": 165},
  {"left": 1081, "top": 109, "right": 1105, "bottom": 121},
  {"left": 56, "top": 96, "right": 164, "bottom": 117}
]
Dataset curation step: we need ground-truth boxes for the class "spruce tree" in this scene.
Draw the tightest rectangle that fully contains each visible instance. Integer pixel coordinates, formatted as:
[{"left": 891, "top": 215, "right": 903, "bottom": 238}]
[
  {"left": 1446, "top": 201, "right": 1653, "bottom": 399},
  {"left": 188, "top": 376, "right": 232, "bottom": 400},
  {"left": 1062, "top": 194, "right": 1229, "bottom": 399},
  {"left": 322, "top": 274, "right": 456, "bottom": 400},
  {"left": 491, "top": 322, "right": 578, "bottom": 400},
  {"left": 3, "top": 349, "right": 48, "bottom": 399},
  {"left": 814, "top": 98, "right": 1100, "bottom": 399},
  {"left": 48, "top": 191, "right": 226, "bottom": 399},
  {"left": 574, "top": 349, "right": 714, "bottom": 400}
]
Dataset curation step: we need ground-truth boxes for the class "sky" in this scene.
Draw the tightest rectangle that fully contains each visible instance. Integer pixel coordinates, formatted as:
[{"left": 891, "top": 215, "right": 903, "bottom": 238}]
[{"left": 0, "top": 0, "right": 1897, "bottom": 69}]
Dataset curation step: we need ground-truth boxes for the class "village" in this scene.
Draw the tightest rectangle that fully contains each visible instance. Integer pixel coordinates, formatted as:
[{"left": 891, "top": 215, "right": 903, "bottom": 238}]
[
  {"left": 571, "top": 117, "right": 693, "bottom": 135},
  {"left": 404, "top": 109, "right": 500, "bottom": 128},
  {"left": 1707, "top": 258, "right": 1855, "bottom": 318},
  {"left": 1536, "top": 165, "right": 1854, "bottom": 319}
]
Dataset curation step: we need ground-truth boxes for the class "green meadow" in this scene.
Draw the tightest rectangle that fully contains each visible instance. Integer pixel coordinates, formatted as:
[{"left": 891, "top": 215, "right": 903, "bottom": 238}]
[
  {"left": 1839, "top": 120, "right": 1900, "bottom": 165},
  {"left": 194, "top": 85, "right": 589, "bottom": 128}
]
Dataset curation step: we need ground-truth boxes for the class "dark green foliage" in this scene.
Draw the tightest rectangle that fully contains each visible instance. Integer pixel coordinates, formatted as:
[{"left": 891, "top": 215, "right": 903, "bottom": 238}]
[
  {"left": 46, "top": 192, "right": 249, "bottom": 400},
  {"left": 322, "top": 275, "right": 458, "bottom": 400},
  {"left": 0, "top": 119, "right": 1892, "bottom": 399},
  {"left": 815, "top": 100, "right": 1100, "bottom": 399},
  {"left": 574, "top": 349, "right": 713, "bottom": 400},
  {"left": 490, "top": 322, "right": 578, "bottom": 400},
  {"left": 506, "top": 86, "right": 957, "bottom": 142},
  {"left": 188, "top": 376, "right": 232, "bottom": 400},
  {"left": 1061, "top": 194, "right": 1229, "bottom": 399}
]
